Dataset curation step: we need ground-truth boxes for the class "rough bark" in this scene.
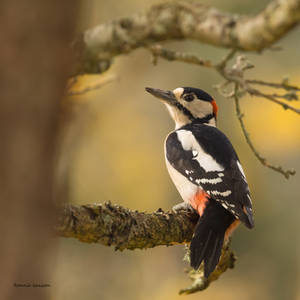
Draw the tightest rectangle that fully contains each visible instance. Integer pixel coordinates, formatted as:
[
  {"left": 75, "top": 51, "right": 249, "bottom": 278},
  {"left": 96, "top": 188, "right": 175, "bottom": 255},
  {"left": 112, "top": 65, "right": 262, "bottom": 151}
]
[
  {"left": 56, "top": 202, "right": 198, "bottom": 250},
  {"left": 73, "top": 0, "right": 300, "bottom": 74},
  {"left": 56, "top": 202, "right": 236, "bottom": 294}
]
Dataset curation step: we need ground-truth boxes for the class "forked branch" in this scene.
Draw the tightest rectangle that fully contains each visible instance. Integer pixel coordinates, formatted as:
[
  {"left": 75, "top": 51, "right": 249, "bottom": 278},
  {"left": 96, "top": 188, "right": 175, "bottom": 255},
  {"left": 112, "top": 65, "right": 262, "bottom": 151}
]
[
  {"left": 147, "top": 46, "right": 298, "bottom": 178},
  {"left": 233, "top": 84, "right": 296, "bottom": 179}
]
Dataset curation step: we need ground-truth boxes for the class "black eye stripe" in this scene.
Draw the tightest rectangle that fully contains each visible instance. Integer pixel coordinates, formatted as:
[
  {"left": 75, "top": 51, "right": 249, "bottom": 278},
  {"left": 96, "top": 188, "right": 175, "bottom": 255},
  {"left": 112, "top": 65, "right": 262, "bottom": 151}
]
[
  {"left": 182, "top": 87, "right": 213, "bottom": 102},
  {"left": 183, "top": 94, "right": 194, "bottom": 102}
]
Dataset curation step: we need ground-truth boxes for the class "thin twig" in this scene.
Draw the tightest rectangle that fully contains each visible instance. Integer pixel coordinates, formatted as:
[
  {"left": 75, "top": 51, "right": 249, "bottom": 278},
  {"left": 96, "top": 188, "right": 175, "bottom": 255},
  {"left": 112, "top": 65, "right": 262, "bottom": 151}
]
[
  {"left": 214, "top": 49, "right": 237, "bottom": 70},
  {"left": 149, "top": 45, "right": 213, "bottom": 68},
  {"left": 246, "top": 79, "right": 300, "bottom": 92},
  {"left": 233, "top": 84, "right": 296, "bottom": 179},
  {"left": 148, "top": 46, "right": 297, "bottom": 178},
  {"left": 270, "top": 92, "right": 298, "bottom": 101},
  {"left": 247, "top": 88, "right": 300, "bottom": 114},
  {"left": 150, "top": 46, "right": 300, "bottom": 115}
]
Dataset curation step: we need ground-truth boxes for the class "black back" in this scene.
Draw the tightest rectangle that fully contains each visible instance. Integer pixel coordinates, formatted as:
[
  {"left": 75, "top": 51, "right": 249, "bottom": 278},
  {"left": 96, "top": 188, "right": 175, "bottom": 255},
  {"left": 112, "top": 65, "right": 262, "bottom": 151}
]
[{"left": 165, "top": 122, "right": 254, "bottom": 228}]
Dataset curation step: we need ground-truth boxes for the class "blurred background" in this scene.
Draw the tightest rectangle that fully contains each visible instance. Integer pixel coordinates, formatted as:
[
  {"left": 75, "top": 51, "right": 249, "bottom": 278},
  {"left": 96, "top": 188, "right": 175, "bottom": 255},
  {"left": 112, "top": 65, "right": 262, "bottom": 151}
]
[{"left": 52, "top": 0, "right": 300, "bottom": 299}]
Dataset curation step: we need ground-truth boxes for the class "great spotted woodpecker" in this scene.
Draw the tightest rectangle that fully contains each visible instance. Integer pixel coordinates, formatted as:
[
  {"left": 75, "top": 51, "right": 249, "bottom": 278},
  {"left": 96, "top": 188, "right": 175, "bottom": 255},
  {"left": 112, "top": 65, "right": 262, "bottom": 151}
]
[{"left": 145, "top": 86, "right": 254, "bottom": 278}]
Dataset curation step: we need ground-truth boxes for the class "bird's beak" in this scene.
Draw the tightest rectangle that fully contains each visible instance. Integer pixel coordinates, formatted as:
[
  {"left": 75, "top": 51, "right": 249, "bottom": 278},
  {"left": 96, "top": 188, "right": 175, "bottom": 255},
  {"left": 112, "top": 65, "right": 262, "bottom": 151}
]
[{"left": 145, "top": 87, "right": 176, "bottom": 105}]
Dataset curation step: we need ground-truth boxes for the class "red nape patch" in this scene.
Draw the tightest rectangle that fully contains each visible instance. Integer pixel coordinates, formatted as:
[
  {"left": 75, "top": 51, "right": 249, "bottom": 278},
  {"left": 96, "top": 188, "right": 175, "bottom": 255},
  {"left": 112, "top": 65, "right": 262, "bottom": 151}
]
[
  {"left": 190, "top": 190, "right": 209, "bottom": 216},
  {"left": 211, "top": 99, "right": 218, "bottom": 117}
]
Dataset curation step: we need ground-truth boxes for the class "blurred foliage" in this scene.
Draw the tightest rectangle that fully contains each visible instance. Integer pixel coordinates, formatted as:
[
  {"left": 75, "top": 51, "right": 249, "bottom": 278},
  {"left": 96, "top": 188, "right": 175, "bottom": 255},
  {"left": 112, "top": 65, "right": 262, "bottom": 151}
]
[{"left": 52, "top": 0, "right": 300, "bottom": 299}]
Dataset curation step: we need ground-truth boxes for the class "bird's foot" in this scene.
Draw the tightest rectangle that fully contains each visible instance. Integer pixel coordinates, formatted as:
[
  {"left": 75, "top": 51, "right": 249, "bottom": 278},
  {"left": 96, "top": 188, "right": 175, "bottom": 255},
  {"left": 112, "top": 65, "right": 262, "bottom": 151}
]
[{"left": 172, "top": 202, "right": 195, "bottom": 213}]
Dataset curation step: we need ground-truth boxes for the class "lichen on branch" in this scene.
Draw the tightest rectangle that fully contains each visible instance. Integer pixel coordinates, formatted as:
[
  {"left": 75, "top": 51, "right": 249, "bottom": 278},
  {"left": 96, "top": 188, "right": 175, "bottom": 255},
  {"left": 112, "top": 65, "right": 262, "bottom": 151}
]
[
  {"left": 56, "top": 202, "right": 198, "bottom": 250},
  {"left": 73, "top": 0, "right": 300, "bottom": 74},
  {"left": 55, "top": 202, "right": 236, "bottom": 293}
]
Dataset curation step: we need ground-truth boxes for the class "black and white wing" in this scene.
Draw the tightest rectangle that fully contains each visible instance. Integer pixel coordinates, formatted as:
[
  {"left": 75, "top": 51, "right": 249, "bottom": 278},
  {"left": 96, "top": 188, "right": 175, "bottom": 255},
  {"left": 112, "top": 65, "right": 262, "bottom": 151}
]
[{"left": 165, "top": 123, "right": 254, "bottom": 228}]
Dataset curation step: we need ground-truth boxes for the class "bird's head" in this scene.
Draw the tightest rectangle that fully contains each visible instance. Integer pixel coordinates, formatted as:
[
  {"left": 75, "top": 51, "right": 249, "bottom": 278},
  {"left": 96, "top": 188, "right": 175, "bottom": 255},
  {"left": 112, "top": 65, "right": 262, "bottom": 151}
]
[{"left": 145, "top": 87, "right": 218, "bottom": 128}]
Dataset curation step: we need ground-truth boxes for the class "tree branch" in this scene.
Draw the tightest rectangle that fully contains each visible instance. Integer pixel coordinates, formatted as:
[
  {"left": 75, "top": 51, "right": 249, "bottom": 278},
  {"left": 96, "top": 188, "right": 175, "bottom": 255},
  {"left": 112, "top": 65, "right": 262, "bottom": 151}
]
[
  {"left": 56, "top": 202, "right": 235, "bottom": 293},
  {"left": 56, "top": 202, "right": 198, "bottom": 250},
  {"left": 61, "top": 1, "right": 300, "bottom": 293},
  {"left": 73, "top": 0, "right": 300, "bottom": 74}
]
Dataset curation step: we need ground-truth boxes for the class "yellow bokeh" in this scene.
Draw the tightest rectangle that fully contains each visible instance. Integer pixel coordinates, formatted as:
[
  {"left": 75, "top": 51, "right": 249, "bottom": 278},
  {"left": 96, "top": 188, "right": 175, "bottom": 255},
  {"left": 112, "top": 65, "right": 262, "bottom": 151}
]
[{"left": 242, "top": 86, "right": 300, "bottom": 153}]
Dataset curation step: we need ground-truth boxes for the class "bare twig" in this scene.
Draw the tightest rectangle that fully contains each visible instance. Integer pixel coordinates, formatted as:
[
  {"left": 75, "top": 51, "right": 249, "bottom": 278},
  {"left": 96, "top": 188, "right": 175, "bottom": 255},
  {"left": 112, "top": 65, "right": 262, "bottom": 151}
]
[
  {"left": 148, "top": 47, "right": 300, "bottom": 113},
  {"left": 246, "top": 87, "right": 300, "bottom": 114},
  {"left": 246, "top": 79, "right": 300, "bottom": 92},
  {"left": 149, "top": 46, "right": 297, "bottom": 177},
  {"left": 215, "top": 49, "right": 237, "bottom": 70},
  {"left": 218, "top": 56, "right": 300, "bottom": 115},
  {"left": 269, "top": 92, "right": 298, "bottom": 101},
  {"left": 233, "top": 84, "right": 296, "bottom": 179},
  {"left": 149, "top": 45, "right": 213, "bottom": 67}
]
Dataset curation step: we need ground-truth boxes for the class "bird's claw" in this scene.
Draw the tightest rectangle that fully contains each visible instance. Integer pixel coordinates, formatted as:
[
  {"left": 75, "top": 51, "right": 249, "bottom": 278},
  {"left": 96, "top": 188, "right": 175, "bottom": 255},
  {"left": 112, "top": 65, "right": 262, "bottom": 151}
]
[{"left": 172, "top": 202, "right": 195, "bottom": 213}]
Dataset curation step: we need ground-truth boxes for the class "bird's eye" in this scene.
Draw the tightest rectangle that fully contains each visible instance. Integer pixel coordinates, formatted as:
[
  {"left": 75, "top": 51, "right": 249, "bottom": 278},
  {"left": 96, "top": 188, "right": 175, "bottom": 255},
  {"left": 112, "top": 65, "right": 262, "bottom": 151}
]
[{"left": 183, "top": 94, "right": 194, "bottom": 102}]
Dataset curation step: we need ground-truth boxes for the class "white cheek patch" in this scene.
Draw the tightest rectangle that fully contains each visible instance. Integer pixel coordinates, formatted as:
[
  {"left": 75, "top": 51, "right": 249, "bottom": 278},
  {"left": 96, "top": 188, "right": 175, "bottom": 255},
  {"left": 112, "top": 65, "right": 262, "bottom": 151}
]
[
  {"left": 186, "top": 100, "right": 212, "bottom": 117},
  {"left": 176, "top": 130, "right": 224, "bottom": 172}
]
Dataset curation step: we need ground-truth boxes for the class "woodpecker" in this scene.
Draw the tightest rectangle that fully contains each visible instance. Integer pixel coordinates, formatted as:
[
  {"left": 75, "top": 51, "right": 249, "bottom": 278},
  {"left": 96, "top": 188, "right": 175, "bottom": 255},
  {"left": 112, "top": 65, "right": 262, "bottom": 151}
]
[{"left": 145, "top": 86, "right": 254, "bottom": 278}]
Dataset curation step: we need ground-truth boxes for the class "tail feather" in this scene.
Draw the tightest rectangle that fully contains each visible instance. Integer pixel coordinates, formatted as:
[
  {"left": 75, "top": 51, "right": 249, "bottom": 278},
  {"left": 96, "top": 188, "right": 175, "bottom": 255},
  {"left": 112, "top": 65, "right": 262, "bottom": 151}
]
[
  {"left": 204, "top": 233, "right": 223, "bottom": 277},
  {"left": 190, "top": 200, "right": 235, "bottom": 278},
  {"left": 190, "top": 230, "right": 212, "bottom": 270}
]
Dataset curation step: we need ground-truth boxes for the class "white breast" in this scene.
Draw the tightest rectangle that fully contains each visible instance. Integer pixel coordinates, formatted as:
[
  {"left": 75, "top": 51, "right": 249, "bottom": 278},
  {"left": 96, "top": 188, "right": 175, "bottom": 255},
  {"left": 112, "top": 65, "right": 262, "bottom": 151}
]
[{"left": 165, "top": 159, "right": 198, "bottom": 203}]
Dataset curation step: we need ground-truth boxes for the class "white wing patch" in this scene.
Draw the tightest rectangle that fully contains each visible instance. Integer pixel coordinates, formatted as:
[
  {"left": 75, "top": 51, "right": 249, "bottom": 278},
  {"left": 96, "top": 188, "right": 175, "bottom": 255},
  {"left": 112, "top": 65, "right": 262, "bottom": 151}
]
[
  {"left": 185, "top": 170, "right": 193, "bottom": 175},
  {"left": 237, "top": 161, "right": 246, "bottom": 180},
  {"left": 192, "top": 150, "right": 198, "bottom": 157},
  {"left": 176, "top": 130, "right": 224, "bottom": 172},
  {"left": 198, "top": 177, "right": 222, "bottom": 184},
  {"left": 215, "top": 198, "right": 238, "bottom": 218},
  {"left": 210, "top": 190, "right": 232, "bottom": 197},
  {"left": 247, "top": 193, "right": 252, "bottom": 204},
  {"left": 237, "top": 161, "right": 253, "bottom": 204}
]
